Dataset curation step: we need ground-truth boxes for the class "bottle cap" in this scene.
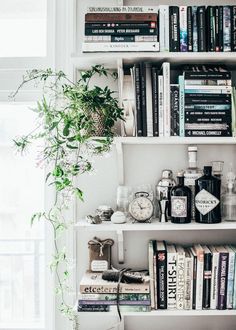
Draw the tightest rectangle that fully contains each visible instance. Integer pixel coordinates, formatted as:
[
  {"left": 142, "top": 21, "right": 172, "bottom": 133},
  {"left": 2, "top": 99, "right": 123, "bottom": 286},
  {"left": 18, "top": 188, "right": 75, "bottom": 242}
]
[
  {"left": 177, "top": 170, "right": 185, "bottom": 177},
  {"left": 188, "top": 146, "right": 198, "bottom": 152},
  {"left": 188, "top": 146, "right": 198, "bottom": 168},
  {"left": 203, "top": 166, "right": 212, "bottom": 174},
  {"left": 162, "top": 170, "right": 173, "bottom": 179}
]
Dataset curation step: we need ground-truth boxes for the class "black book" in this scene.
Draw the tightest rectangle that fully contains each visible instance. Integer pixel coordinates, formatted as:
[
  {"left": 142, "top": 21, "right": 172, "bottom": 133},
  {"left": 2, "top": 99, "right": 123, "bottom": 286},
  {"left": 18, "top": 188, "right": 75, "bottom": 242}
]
[
  {"left": 140, "top": 62, "right": 147, "bottom": 136},
  {"left": 169, "top": 6, "right": 180, "bottom": 52},
  {"left": 218, "top": 6, "right": 224, "bottom": 52},
  {"left": 151, "top": 67, "right": 159, "bottom": 136},
  {"left": 197, "top": 6, "right": 207, "bottom": 51},
  {"left": 85, "top": 22, "right": 157, "bottom": 28},
  {"left": 78, "top": 304, "right": 109, "bottom": 312},
  {"left": 217, "top": 247, "right": 229, "bottom": 310},
  {"left": 190, "top": 247, "right": 197, "bottom": 310},
  {"left": 185, "top": 92, "right": 231, "bottom": 99},
  {"left": 232, "top": 6, "right": 236, "bottom": 51},
  {"left": 170, "top": 84, "right": 179, "bottom": 136},
  {"left": 202, "top": 246, "right": 212, "bottom": 309},
  {"left": 85, "top": 27, "right": 157, "bottom": 35},
  {"left": 133, "top": 64, "right": 143, "bottom": 136},
  {"left": 156, "top": 241, "right": 167, "bottom": 309},
  {"left": 185, "top": 96, "right": 231, "bottom": 104},
  {"left": 207, "top": 6, "right": 216, "bottom": 52},
  {"left": 215, "top": 6, "right": 220, "bottom": 51},
  {"left": 185, "top": 129, "right": 232, "bottom": 137},
  {"left": 187, "top": 6, "right": 193, "bottom": 51},
  {"left": 184, "top": 71, "right": 231, "bottom": 80},
  {"left": 185, "top": 116, "right": 232, "bottom": 124}
]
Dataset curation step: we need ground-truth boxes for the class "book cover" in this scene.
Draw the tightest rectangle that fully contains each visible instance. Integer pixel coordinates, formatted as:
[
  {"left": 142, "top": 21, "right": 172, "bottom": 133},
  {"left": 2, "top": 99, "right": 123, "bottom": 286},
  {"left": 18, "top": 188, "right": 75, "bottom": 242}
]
[
  {"left": 80, "top": 271, "right": 150, "bottom": 294},
  {"left": 223, "top": 6, "right": 232, "bottom": 52},
  {"left": 140, "top": 62, "right": 147, "bottom": 136},
  {"left": 82, "top": 42, "right": 160, "bottom": 52},
  {"left": 78, "top": 300, "right": 151, "bottom": 305},
  {"left": 197, "top": 6, "right": 206, "bottom": 51},
  {"left": 159, "top": 5, "right": 169, "bottom": 51},
  {"left": 179, "top": 6, "right": 188, "bottom": 52},
  {"left": 176, "top": 245, "right": 185, "bottom": 309},
  {"left": 145, "top": 62, "right": 154, "bottom": 137},
  {"left": 225, "top": 246, "right": 235, "bottom": 309},
  {"left": 202, "top": 245, "right": 212, "bottom": 309},
  {"left": 216, "top": 247, "right": 229, "bottom": 310},
  {"left": 85, "top": 27, "right": 157, "bottom": 35},
  {"left": 169, "top": 6, "right": 180, "bottom": 52},
  {"left": 151, "top": 67, "right": 159, "bottom": 136},
  {"left": 167, "top": 244, "right": 177, "bottom": 309},
  {"left": 156, "top": 241, "right": 167, "bottom": 309},
  {"left": 192, "top": 6, "right": 198, "bottom": 52},
  {"left": 78, "top": 293, "right": 150, "bottom": 301},
  {"left": 133, "top": 64, "right": 143, "bottom": 136},
  {"left": 87, "top": 6, "right": 159, "bottom": 13},
  {"left": 158, "top": 75, "right": 164, "bottom": 137},
  {"left": 85, "top": 12, "right": 158, "bottom": 22},
  {"left": 184, "top": 248, "right": 193, "bottom": 310},
  {"left": 170, "top": 84, "right": 179, "bottom": 136},
  {"left": 193, "top": 244, "right": 204, "bottom": 310},
  {"left": 190, "top": 247, "right": 197, "bottom": 309},
  {"left": 148, "top": 240, "right": 156, "bottom": 309},
  {"left": 178, "top": 75, "right": 185, "bottom": 137},
  {"left": 187, "top": 6, "right": 193, "bottom": 51},
  {"left": 161, "top": 62, "right": 170, "bottom": 137}
]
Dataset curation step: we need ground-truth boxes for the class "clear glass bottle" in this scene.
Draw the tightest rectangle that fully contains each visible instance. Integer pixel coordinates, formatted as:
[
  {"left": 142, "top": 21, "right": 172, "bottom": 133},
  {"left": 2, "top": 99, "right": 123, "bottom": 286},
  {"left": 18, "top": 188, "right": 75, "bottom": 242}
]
[
  {"left": 184, "top": 146, "right": 202, "bottom": 220},
  {"left": 222, "top": 166, "right": 236, "bottom": 221}
]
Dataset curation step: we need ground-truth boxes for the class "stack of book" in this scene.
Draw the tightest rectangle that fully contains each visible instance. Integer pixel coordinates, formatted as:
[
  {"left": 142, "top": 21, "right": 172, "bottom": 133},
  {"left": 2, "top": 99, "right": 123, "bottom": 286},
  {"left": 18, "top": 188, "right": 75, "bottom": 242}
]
[
  {"left": 149, "top": 240, "right": 236, "bottom": 310},
  {"left": 182, "top": 65, "right": 232, "bottom": 137},
  {"left": 83, "top": 6, "right": 159, "bottom": 52},
  {"left": 78, "top": 271, "right": 151, "bottom": 312}
]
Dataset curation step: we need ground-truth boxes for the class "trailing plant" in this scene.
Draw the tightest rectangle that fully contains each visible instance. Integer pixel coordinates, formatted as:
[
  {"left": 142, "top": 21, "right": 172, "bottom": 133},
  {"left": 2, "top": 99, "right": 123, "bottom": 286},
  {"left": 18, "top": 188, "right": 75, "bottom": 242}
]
[{"left": 12, "top": 65, "right": 124, "bottom": 323}]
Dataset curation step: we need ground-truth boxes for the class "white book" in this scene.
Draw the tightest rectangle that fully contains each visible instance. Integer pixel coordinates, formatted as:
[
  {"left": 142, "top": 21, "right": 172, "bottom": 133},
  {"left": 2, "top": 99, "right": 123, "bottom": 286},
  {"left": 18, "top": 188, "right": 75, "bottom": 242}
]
[
  {"left": 179, "top": 6, "right": 187, "bottom": 52},
  {"left": 82, "top": 42, "right": 159, "bottom": 52},
  {"left": 184, "top": 248, "right": 193, "bottom": 310},
  {"left": 148, "top": 240, "right": 155, "bottom": 309},
  {"left": 209, "top": 246, "right": 219, "bottom": 310},
  {"left": 225, "top": 246, "right": 236, "bottom": 309},
  {"left": 193, "top": 244, "right": 204, "bottom": 310},
  {"left": 153, "top": 252, "right": 157, "bottom": 309},
  {"left": 176, "top": 245, "right": 185, "bottom": 310},
  {"left": 159, "top": 5, "right": 169, "bottom": 52},
  {"left": 167, "top": 244, "right": 177, "bottom": 309},
  {"left": 185, "top": 85, "right": 232, "bottom": 91},
  {"left": 87, "top": 6, "right": 159, "bottom": 13},
  {"left": 158, "top": 75, "right": 164, "bottom": 137},
  {"left": 145, "top": 63, "right": 153, "bottom": 137},
  {"left": 161, "top": 62, "right": 170, "bottom": 137}
]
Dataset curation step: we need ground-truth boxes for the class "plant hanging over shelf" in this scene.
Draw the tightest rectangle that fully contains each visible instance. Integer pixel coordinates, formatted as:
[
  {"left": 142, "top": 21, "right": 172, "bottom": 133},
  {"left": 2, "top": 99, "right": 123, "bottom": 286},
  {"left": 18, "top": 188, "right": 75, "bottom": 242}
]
[{"left": 12, "top": 65, "right": 124, "bottom": 323}]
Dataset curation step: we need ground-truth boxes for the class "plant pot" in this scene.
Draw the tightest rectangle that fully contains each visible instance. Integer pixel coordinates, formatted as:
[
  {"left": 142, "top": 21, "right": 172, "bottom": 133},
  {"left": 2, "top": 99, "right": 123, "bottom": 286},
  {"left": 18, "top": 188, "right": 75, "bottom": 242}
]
[{"left": 90, "top": 111, "right": 106, "bottom": 137}]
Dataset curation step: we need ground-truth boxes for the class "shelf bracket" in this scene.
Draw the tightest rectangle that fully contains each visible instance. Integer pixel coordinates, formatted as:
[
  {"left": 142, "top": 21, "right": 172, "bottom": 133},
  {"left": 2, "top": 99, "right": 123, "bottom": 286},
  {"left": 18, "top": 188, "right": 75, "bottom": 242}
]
[
  {"left": 117, "top": 230, "right": 124, "bottom": 264},
  {"left": 116, "top": 141, "right": 125, "bottom": 185}
]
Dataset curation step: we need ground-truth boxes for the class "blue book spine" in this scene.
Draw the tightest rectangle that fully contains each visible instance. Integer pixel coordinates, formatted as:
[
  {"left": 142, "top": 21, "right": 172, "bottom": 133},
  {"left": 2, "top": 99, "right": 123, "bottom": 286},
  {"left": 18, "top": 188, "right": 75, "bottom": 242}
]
[
  {"left": 227, "top": 250, "right": 235, "bottom": 309},
  {"left": 185, "top": 104, "right": 231, "bottom": 111},
  {"left": 192, "top": 6, "right": 198, "bottom": 52},
  {"left": 179, "top": 6, "right": 188, "bottom": 52},
  {"left": 179, "top": 75, "right": 185, "bottom": 137}
]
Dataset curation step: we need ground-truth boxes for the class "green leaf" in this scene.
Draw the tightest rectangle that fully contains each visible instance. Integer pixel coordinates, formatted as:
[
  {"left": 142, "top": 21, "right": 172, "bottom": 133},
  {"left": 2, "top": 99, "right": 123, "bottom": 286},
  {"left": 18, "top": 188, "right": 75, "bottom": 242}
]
[
  {"left": 63, "top": 124, "right": 70, "bottom": 136},
  {"left": 74, "top": 188, "right": 84, "bottom": 201}
]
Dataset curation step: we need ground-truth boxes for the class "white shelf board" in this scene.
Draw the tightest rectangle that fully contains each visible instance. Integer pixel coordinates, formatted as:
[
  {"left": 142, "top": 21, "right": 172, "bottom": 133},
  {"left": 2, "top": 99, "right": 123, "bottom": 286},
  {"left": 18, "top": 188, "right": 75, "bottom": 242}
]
[
  {"left": 75, "top": 219, "right": 236, "bottom": 232},
  {"left": 72, "top": 52, "right": 236, "bottom": 69},
  {"left": 113, "top": 136, "right": 236, "bottom": 145}
]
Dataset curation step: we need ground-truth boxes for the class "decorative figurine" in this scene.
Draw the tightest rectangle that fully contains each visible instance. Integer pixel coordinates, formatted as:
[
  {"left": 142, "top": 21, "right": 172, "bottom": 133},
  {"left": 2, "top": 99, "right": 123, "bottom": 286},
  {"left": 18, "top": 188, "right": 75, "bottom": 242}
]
[
  {"left": 96, "top": 205, "right": 114, "bottom": 221},
  {"left": 111, "top": 211, "right": 127, "bottom": 224}
]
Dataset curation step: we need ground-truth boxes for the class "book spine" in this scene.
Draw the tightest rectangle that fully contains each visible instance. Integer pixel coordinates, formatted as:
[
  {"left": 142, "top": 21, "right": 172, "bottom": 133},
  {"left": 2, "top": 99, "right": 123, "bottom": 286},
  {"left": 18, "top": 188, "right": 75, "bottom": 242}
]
[
  {"left": 197, "top": 7, "right": 206, "bottom": 51},
  {"left": 169, "top": 6, "right": 180, "bottom": 51},
  {"left": 153, "top": 253, "right": 158, "bottom": 309},
  {"left": 159, "top": 6, "right": 169, "bottom": 51},
  {"left": 179, "top": 75, "right": 185, "bottom": 137},
  {"left": 207, "top": 6, "right": 216, "bottom": 52},
  {"left": 85, "top": 36, "right": 158, "bottom": 42},
  {"left": 157, "top": 249, "right": 167, "bottom": 309},
  {"left": 85, "top": 27, "right": 157, "bottom": 35},
  {"left": 78, "top": 304, "right": 109, "bottom": 312},
  {"left": 219, "top": 6, "right": 224, "bottom": 51},
  {"left": 192, "top": 6, "right": 198, "bottom": 52},
  {"left": 167, "top": 252, "right": 177, "bottom": 309},
  {"left": 185, "top": 97, "right": 231, "bottom": 104},
  {"left": 145, "top": 63, "right": 153, "bottom": 136},
  {"left": 80, "top": 285, "right": 149, "bottom": 294},
  {"left": 223, "top": 6, "right": 232, "bottom": 52},
  {"left": 184, "top": 256, "right": 193, "bottom": 310},
  {"left": 185, "top": 88, "right": 231, "bottom": 94},
  {"left": 158, "top": 75, "right": 164, "bottom": 137},
  {"left": 82, "top": 42, "right": 159, "bottom": 52},
  {"left": 78, "top": 300, "right": 151, "bottom": 305},
  {"left": 185, "top": 114, "right": 231, "bottom": 124},
  {"left": 148, "top": 241, "right": 155, "bottom": 309},
  {"left": 79, "top": 293, "right": 150, "bottom": 300},
  {"left": 192, "top": 254, "right": 197, "bottom": 309},
  {"left": 185, "top": 104, "right": 231, "bottom": 110},
  {"left": 185, "top": 92, "right": 231, "bottom": 98},
  {"left": 85, "top": 22, "right": 157, "bottom": 28},
  {"left": 227, "top": 251, "right": 235, "bottom": 309},
  {"left": 176, "top": 252, "right": 185, "bottom": 309},
  {"left": 187, "top": 6, "right": 193, "bottom": 51},
  {"left": 215, "top": 6, "right": 220, "bottom": 51},
  {"left": 85, "top": 13, "right": 158, "bottom": 22},
  {"left": 232, "top": 6, "right": 236, "bottom": 51},
  {"left": 217, "top": 252, "right": 229, "bottom": 310},
  {"left": 233, "top": 251, "right": 236, "bottom": 308},
  {"left": 151, "top": 67, "right": 159, "bottom": 136},
  {"left": 87, "top": 6, "right": 159, "bottom": 13},
  {"left": 184, "top": 72, "right": 231, "bottom": 79},
  {"left": 185, "top": 129, "right": 232, "bottom": 137},
  {"left": 163, "top": 63, "right": 170, "bottom": 137},
  {"left": 184, "top": 79, "right": 231, "bottom": 86},
  {"left": 180, "top": 6, "right": 188, "bottom": 52},
  {"left": 140, "top": 62, "right": 147, "bottom": 136},
  {"left": 210, "top": 252, "right": 219, "bottom": 309},
  {"left": 203, "top": 252, "right": 212, "bottom": 309},
  {"left": 134, "top": 64, "right": 143, "bottom": 136},
  {"left": 170, "top": 85, "right": 179, "bottom": 136},
  {"left": 195, "top": 250, "right": 204, "bottom": 310},
  {"left": 186, "top": 123, "right": 230, "bottom": 130}
]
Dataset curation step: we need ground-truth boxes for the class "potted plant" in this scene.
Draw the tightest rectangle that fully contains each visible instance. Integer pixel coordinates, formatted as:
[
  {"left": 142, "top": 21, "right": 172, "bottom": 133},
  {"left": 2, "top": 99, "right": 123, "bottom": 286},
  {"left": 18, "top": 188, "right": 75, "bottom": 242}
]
[{"left": 12, "top": 65, "right": 124, "bottom": 322}]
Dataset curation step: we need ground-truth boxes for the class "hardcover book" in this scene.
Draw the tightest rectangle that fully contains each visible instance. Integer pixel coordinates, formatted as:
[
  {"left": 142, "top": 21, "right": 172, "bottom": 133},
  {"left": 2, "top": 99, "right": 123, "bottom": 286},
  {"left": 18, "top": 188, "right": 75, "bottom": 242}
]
[
  {"left": 193, "top": 244, "right": 204, "bottom": 310},
  {"left": 179, "top": 6, "right": 188, "bottom": 52},
  {"left": 216, "top": 246, "right": 229, "bottom": 310},
  {"left": 167, "top": 244, "right": 177, "bottom": 309},
  {"left": 156, "top": 241, "right": 167, "bottom": 309},
  {"left": 184, "top": 248, "right": 193, "bottom": 310},
  {"left": 176, "top": 245, "right": 185, "bottom": 309},
  {"left": 202, "top": 245, "right": 212, "bottom": 309},
  {"left": 225, "top": 246, "right": 235, "bottom": 309}
]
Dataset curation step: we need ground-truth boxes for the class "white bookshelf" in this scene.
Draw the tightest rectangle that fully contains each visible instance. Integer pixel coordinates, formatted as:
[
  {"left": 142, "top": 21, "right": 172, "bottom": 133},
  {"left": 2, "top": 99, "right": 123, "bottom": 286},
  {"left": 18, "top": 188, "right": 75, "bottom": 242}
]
[{"left": 74, "top": 1, "right": 236, "bottom": 329}]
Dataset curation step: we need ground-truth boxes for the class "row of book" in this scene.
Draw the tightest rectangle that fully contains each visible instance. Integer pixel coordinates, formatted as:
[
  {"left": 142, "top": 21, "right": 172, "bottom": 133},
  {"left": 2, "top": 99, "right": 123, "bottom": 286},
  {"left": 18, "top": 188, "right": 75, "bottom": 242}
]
[
  {"left": 149, "top": 241, "right": 236, "bottom": 310},
  {"left": 78, "top": 271, "right": 150, "bottom": 312},
  {"left": 82, "top": 6, "right": 236, "bottom": 53},
  {"left": 120, "top": 63, "right": 235, "bottom": 137}
]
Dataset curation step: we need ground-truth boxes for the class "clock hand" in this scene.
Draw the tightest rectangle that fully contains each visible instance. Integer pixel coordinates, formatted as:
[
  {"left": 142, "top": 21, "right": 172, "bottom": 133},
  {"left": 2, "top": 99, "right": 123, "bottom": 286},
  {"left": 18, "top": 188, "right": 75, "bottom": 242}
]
[{"left": 137, "top": 202, "right": 143, "bottom": 210}]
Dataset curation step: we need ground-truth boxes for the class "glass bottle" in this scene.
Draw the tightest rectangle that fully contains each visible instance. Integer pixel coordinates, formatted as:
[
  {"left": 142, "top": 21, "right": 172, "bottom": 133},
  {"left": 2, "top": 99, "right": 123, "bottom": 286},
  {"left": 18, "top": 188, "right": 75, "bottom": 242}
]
[
  {"left": 195, "top": 166, "right": 221, "bottom": 224},
  {"left": 222, "top": 166, "right": 236, "bottom": 221},
  {"left": 184, "top": 146, "right": 202, "bottom": 220},
  {"left": 156, "top": 169, "right": 176, "bottom": 219},
  {"left": 170, "top": 171, "right": 192, "bottom": 224}
]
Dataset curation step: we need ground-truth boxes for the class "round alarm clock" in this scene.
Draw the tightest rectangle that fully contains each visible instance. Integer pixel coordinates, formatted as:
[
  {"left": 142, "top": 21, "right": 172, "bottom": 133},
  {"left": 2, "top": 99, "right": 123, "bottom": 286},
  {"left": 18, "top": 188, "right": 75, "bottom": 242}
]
[{"left": 129, "top": 192, "right": 154, "bottom": 223}]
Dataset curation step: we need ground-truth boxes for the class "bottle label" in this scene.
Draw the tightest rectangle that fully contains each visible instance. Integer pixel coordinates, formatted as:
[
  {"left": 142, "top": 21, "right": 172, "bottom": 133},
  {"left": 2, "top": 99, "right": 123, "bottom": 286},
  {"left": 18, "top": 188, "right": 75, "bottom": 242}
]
[
  {"left": 195, "top": 189, "right": 220, "bottom": 215},
  {"left": 171, "top": 196, "right": 187, "bottom": 217},
  {"left": 184, "top": 173, "right": 201, "bottom": 186}
]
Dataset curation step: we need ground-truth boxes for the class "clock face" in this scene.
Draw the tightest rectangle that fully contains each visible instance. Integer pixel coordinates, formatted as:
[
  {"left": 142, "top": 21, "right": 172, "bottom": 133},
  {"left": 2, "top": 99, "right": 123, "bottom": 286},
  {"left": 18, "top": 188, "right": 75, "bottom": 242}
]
[{"left": 129, "top": 197, "right": 154, "bottom": 222}]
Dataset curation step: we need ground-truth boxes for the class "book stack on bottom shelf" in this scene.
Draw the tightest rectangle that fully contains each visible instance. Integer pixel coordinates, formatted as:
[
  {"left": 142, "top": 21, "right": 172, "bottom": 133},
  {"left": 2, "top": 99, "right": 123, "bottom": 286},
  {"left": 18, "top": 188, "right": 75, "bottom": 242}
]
[{"left": 78, "top": 271, "right": 151, "bottom": 312}]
